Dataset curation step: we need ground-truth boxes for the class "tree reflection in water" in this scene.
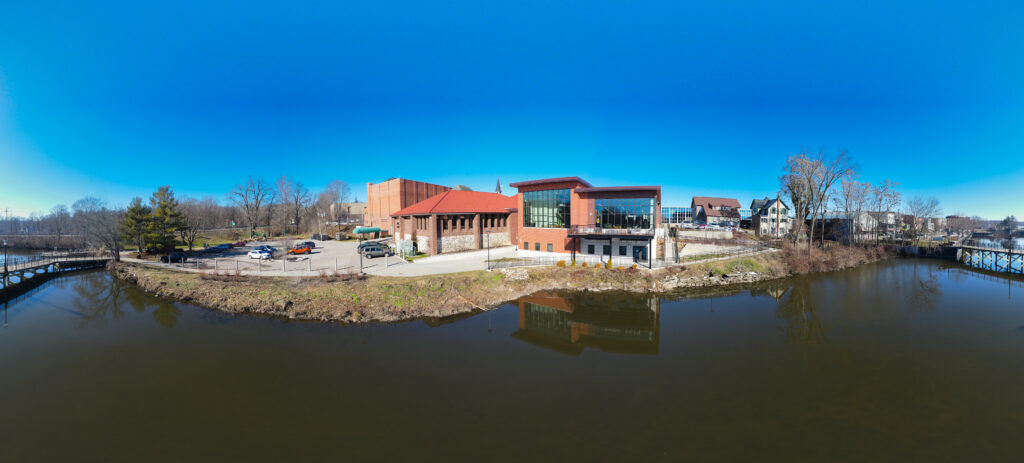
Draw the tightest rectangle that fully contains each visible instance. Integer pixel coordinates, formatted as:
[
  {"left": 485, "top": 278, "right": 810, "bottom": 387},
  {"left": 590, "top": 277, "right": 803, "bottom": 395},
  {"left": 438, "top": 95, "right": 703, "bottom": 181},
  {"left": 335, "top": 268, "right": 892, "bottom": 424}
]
[
  {"left": 774, "top": 278, "right": 828, "bottom": 347},
  {"left": 66, "top": 272, "right": 182, "bottom": 327},
  {"left": 70, "top": 273, "right": 127, "bottom": 327},
  {"left": 906, "top": 260, "right": 943, "bottom": 313}
]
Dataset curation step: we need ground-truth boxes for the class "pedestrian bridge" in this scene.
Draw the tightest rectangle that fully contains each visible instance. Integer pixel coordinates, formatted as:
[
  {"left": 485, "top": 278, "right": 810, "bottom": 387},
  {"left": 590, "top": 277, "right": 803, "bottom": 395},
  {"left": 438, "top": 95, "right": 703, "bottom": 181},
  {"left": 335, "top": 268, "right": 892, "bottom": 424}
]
[
  {"left": 955, "top": 245, "right": 1024, "bottom": 275},
  {"left": 1, "top": 253, "right": 111, "bottom": 303}
]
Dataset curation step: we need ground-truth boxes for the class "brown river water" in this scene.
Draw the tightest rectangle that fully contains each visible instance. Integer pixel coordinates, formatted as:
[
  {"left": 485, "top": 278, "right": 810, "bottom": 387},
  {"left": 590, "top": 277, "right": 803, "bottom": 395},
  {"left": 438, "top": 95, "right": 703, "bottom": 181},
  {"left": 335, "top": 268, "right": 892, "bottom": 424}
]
[{"left": 1, "top": 259, "right": 1023, "bottom": 462}]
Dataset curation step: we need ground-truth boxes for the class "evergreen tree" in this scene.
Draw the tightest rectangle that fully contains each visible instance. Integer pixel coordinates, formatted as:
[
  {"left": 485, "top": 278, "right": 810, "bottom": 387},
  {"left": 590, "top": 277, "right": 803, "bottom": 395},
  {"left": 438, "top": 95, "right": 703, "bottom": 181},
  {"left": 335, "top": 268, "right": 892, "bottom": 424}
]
[
  {"left": 148, "top": 186, "right": 185, "bottom": 252},
  {"left": 120, "top": 197, "right": 152, "bottom": 258}
]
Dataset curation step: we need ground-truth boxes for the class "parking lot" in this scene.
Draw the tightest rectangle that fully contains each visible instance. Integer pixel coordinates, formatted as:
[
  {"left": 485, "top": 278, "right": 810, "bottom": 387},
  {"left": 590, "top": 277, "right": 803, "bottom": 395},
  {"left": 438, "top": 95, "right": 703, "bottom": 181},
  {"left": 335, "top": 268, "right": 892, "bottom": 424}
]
[{"left": 131, "top": 238, "right": 405, "bottom": 276}]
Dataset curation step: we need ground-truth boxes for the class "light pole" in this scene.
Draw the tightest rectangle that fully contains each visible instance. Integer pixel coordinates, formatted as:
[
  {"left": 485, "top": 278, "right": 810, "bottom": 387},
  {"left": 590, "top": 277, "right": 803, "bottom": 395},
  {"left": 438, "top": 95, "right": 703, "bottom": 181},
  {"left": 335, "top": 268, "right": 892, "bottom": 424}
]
[{"left": 486, "top": 233, "right": 490, "bottom": 270}]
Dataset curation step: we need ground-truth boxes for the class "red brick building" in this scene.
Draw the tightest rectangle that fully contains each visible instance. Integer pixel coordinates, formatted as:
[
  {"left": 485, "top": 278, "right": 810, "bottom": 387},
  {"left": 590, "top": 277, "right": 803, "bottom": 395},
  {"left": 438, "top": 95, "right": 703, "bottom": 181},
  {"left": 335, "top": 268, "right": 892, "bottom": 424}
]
[
  {"left": 365, "top": 178, "right": 451, "bottom": 232},
  {"left": 391, "top": 190, "right": 518, "bottom": 255},
  {"left": 510, "top": 177, "right": 661, "bottom": 265}
]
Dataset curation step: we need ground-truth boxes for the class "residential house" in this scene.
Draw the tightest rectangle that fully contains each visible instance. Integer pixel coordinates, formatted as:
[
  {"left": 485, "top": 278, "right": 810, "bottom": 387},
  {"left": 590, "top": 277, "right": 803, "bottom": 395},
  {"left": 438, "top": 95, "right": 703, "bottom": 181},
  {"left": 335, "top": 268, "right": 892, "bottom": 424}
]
[
  {"left": 691, "top": 197, "right": 741, "bottom": 226},
  {"left": 750, "top": 197, "right": 791, "bottom": 238}
]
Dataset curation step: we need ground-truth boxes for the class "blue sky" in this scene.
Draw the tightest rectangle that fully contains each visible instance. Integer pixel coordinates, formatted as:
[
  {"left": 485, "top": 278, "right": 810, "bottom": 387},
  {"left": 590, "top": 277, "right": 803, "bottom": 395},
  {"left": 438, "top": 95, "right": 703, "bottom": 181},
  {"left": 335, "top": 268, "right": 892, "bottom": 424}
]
[{"left": 1, "top": 0, "right": 1023, "bottom": 219}]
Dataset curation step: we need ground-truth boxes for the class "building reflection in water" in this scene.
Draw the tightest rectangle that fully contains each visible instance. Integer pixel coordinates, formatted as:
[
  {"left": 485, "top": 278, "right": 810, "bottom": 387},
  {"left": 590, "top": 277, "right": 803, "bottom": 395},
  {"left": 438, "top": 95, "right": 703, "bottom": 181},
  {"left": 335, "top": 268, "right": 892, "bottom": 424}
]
[{"left": 512, "top": 291, "right": 660, "bottom": 356}]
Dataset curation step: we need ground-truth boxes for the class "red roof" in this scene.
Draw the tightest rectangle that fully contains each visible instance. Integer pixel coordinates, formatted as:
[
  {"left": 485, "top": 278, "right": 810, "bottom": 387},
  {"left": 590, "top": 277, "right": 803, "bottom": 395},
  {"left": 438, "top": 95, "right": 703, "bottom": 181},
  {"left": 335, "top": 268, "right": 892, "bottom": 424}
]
[{"left": 391, "top": 190, "right": 516, "bottom": 216}]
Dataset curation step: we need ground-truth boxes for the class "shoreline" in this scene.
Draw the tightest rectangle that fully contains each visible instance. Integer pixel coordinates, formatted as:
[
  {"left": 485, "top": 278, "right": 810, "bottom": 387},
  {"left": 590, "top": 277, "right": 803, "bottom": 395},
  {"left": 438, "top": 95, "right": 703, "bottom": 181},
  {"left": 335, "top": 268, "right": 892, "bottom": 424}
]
[{"left": 110, "top": 246, "right": 891, "bottom": 324}]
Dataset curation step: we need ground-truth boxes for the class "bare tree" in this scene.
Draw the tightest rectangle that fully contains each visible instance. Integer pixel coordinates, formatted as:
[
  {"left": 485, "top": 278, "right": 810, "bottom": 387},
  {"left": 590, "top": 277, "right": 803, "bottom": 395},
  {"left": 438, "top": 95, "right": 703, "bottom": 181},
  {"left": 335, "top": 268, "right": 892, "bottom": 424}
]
[
  {"left": 779, "top": 163, "right": 811, "bottom": 244},
  {"left": 833, "top": 177, "right": 870, "bottom": 245},
  {"left": 906, "top": 196, "right": 942, "bottom": 241},
  {"left": 782, "top": 148, "right": 853, "bottom": 254},
  {"left": 229, "top": 176, "right": 272, "bottom": 239},
  {"left": 179, "top": 197, "right": 220, "bottom": 250},
  {"left": 50, "top": 204, "right": 71, "bottom": 248},
  {"left": 869, "top": 180, "right": 901, "bottom": 244},
  {"left": 72, "top": 197, "right": 124, "bottom": 261},
  {"left": 276, "top": 176, "right": 311, "bottom": 233}
]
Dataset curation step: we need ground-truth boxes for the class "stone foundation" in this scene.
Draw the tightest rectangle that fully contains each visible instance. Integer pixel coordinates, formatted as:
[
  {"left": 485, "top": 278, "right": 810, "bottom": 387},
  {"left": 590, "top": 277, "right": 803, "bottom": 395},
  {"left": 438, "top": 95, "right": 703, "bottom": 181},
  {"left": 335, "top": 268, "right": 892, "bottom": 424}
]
[
  {"left": 438, "top": 234, "right": 476, "bottom": 254},
  {"left": 482, "top": 231, "right": 511, "bottom": 247}
]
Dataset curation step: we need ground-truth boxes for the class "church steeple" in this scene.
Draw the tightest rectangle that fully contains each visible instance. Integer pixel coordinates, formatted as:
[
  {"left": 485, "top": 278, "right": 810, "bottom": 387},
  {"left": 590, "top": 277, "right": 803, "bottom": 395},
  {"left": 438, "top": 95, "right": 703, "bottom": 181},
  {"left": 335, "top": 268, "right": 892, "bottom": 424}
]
[{"left": 495, "top": 179, "right": 502, "bottom": 195}]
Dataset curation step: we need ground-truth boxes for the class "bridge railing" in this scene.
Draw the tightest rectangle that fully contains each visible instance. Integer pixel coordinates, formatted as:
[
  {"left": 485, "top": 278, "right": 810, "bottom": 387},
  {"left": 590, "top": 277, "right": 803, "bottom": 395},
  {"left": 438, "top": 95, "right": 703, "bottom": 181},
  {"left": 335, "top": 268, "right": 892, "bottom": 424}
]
[{"left": 2, "top": 252, "right": 107, "bottom": 274}]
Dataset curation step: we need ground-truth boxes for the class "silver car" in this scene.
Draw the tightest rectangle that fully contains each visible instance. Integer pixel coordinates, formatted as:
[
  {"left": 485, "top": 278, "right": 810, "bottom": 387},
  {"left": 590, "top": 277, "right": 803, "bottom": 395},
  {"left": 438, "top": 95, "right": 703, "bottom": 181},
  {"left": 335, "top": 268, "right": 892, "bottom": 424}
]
[{"left": 361, "top": 245, "right": 394, "bottom": 258}]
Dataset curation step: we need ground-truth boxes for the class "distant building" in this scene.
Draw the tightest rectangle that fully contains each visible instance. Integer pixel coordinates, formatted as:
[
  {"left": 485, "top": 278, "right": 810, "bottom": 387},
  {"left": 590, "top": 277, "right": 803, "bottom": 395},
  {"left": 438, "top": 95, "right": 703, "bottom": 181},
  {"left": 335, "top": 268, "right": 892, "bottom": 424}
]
[
  {"left": 329, "top": 202, "right": 366, "bottom": 225},
  {"left": 691, "top": 197, "right": 741, "bottom": 226},
  {"left": 365, "top": 178, "right": 451, "bottom": 232},
  {"left": 750, "top": 197, "right": 791, "bottom": 237},
  {"left": 392, "top": 190, "right": 518, "bottom": 255}
]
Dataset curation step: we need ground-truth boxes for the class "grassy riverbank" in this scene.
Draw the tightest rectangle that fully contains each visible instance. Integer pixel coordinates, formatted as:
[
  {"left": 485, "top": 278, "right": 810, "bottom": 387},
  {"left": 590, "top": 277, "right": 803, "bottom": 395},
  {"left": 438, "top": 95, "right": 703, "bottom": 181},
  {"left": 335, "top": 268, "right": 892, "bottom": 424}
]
[{"left": 112, "top": 245, "right": 889, "bottom": 324}]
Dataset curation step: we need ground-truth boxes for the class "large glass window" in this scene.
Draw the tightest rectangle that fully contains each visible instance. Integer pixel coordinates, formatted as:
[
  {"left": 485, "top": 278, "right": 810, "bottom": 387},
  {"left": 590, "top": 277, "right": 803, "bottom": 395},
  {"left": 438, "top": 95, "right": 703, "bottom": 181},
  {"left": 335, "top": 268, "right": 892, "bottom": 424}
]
[
  {"left": 523, "top": 189, "right": 571, "bottom": 228},
  {"left": 596, "top": 197, "right": 655, "bottom": 229}
]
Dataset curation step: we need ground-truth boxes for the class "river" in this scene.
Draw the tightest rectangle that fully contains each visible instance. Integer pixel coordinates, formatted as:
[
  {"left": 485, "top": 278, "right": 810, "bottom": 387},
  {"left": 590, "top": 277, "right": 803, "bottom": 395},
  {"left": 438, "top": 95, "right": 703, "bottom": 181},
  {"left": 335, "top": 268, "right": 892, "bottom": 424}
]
[{"left": 1, "top": 259, "right": 1023, "bottom": 461}]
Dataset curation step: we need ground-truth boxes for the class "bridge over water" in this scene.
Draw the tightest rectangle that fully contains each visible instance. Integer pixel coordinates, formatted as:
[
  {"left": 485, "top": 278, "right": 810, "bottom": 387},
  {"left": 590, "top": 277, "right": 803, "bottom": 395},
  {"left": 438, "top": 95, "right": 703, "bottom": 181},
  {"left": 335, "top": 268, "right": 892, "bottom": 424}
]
[
  {"left": 1, "top": 253, "right": 111, "bottom": 303},
  {"left": 955, "top": 245, "right": 1024, "bottom": 275}
]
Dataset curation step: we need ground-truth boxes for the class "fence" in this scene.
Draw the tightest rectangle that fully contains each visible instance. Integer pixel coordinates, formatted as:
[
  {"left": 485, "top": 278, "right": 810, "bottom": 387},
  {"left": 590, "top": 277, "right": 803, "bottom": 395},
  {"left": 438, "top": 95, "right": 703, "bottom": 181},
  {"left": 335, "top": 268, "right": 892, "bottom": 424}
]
[{"left": 487, "top": 244, "right": 771, "bottom": 270}]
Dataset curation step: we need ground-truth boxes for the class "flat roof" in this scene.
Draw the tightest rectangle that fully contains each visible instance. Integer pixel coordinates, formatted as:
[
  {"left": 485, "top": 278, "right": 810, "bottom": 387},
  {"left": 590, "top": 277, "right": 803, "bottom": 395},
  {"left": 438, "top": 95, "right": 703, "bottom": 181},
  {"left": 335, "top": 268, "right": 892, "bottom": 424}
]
[
  {"left": 509, "top": 177, "right": 592, "bottom": 188},
  {"left": 575, "top": 186, "right": 660, "bottom": 194}
]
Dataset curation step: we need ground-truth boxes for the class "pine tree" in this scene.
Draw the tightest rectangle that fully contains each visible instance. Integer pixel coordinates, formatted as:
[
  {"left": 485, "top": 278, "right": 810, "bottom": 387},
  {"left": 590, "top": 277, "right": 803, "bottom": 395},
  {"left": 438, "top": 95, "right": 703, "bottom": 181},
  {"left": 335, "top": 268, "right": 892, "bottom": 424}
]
[
  {"left": 148, "top": 186, "right": 185, "bottom": 253},
  {"left": 120, "top": 197, "right": 152, "bottom": 258}
]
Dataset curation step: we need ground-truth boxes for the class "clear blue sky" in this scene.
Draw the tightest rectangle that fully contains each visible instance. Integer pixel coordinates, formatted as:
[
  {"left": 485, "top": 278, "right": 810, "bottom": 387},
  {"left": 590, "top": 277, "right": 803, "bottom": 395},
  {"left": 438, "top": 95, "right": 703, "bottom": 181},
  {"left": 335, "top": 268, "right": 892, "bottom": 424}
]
[{"left": 2, "top": 0, "right": 1022, "bottom": 219}]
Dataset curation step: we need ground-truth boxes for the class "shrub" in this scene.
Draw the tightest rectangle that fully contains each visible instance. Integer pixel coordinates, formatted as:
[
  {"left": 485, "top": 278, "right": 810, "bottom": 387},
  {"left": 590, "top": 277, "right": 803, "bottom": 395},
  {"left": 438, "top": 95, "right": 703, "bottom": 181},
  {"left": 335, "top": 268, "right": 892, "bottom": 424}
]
[
  {"left": 617, "top": 266, "right": 624, "bottom": 270},
  {"left": 605, "top": 260, "right": 612, "bottom": 269},
  {"left": 556, "top": 260, "right": 566, "bottom": 267},
  {"left": 631, "top": 264, "right": 638, "bottom": 269},
  {"left": 570, "top": 260, "right": 576, "bottom": 267},
  {"left": 581, "top": 262, "right": 588, "bottom": 267}
]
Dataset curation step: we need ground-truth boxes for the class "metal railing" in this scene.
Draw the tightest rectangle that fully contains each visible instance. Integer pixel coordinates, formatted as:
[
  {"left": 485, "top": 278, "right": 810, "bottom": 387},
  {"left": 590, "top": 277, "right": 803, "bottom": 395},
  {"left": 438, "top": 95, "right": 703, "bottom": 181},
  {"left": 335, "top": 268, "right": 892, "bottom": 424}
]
[
  {"left": 2, "top": 252, "right": 106, "bottom": 273},
  {"left": 568, "top": 224, "right": 655, "bottom": 237}
]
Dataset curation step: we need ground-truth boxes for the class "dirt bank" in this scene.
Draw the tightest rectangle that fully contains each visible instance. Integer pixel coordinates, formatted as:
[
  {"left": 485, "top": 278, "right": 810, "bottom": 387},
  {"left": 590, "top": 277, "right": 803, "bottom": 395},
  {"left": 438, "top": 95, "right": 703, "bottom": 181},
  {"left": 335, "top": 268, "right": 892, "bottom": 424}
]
[{"left": 111, "top": 246, "right": 889, "bottom": 324}]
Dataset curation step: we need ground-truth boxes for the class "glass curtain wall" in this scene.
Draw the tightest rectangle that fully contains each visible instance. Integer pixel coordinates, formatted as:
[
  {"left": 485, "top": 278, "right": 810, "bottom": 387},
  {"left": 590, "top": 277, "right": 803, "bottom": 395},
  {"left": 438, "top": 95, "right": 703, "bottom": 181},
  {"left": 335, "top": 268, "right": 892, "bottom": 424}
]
[
  {"left": 596, "top": 197, "right": 655, "bottom": 229},
  {"left": 523, "top": 189, "right": 571, "bottom": 228}
]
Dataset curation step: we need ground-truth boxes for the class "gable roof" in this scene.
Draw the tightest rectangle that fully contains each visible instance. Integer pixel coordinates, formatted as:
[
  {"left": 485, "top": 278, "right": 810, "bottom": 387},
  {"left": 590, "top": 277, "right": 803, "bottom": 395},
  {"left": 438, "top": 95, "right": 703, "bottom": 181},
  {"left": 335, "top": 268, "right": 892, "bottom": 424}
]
[
  {"left": 391, "top": 190, "right": 516, "bottom": 216},
  {"left": 692, "top": 196, "right": 741, "bottom": 209},
  {"left": 750, "top": 197, "right": 770, "bottom": 211}
]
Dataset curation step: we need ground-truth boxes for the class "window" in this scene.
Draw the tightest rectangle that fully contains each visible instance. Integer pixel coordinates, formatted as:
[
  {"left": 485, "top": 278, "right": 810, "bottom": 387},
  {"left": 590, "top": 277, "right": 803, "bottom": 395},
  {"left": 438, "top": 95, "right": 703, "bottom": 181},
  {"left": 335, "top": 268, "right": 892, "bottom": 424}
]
[
  {"left": 619, "top": 246, "right": 627, "bottom": 256},
  {"left": 602, "top": 245, "right": 611, "bottom": 255},
  {"left": 587, "top": 244, "right": 594, "bottom": 254},
  {"left": 523, "top": 242, "right": 528, "bottom": 250},
  {"left": 547, "top": 243, "right": 553, "bottom": 252},
  {"left": 595, "top": 197, "right": 655, "bottom": 229},
  {"left": 523, "top": 189, "right": 571, "bottom": 228},
  {"left": 535, "top": 242, "right": 540, "bottom": 251}
]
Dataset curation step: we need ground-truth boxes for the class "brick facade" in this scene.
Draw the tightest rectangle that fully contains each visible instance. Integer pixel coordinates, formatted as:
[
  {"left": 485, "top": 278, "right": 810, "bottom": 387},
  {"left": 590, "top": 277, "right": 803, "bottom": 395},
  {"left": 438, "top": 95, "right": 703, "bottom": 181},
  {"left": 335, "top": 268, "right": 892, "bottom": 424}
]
[{"left": 365, "top": 178, "right": 451, "bottom": 232}]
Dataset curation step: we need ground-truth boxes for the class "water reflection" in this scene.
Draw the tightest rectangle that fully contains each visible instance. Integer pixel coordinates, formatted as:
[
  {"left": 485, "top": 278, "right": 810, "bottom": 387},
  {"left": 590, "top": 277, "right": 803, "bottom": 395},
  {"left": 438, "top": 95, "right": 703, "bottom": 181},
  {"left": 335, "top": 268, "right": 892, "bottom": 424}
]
[
  {"left": 512, "top": 291, "right": 660, "bottom": 355},
  {"left": 774, "top": 279, "right": 828, "bottom": 347}
]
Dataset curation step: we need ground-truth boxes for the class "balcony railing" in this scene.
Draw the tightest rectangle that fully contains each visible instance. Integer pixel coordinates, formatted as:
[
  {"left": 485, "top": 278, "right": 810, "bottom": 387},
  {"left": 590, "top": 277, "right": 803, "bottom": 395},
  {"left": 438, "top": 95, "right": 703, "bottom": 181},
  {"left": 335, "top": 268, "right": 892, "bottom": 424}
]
[{"left": 569, "top": 224, "right": 655, "bottom": 237}]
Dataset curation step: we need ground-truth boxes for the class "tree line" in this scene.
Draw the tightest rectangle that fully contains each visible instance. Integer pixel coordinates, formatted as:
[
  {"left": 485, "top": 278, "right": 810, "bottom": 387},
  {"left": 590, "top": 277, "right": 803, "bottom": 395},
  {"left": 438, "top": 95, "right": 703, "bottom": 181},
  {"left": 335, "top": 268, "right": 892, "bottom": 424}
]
[{"left": 3, "top": 176, "right": 358, "bottom": 260}]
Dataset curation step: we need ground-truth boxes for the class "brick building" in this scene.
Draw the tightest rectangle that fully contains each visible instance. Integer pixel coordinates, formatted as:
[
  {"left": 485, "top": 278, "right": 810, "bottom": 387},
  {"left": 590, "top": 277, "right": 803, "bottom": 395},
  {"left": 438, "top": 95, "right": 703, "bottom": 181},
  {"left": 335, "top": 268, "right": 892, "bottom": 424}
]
[
  {"left": 391, "top": 190, "right": 518, "bottom": 255},
  {"left": 365, "top": 178, "right": 451, "bottom": 232},
  {"left": 510, "top": 177, "right": 661, "bottom": 265}
]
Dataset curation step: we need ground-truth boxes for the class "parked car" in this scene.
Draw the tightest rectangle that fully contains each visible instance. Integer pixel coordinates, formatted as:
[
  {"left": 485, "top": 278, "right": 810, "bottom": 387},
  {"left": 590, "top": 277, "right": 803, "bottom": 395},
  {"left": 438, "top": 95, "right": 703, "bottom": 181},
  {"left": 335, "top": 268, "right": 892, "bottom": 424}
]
[
  {"left": 254, "top": 245, "right": 277, "bottom": 254},
  {"left": 160, "top": 252, "right": 186, "bottom": 263},
  {"left": 299, "top": 241, "right": 316, "bottom": 249},
  {"left": 247, "top": 249, "right": 272, "bottom": 260},
  {"left": 288, "top": 245, "right": 312, "bottom": 255},
  {"left": 204, "top": 244, "right": 232, "bottom": 253},
  {"left": 232, "top": 241, "right": 247, "bottom": 247},
  {"left": 357, "top": 240, "right": 390, "bottom": 251},
  {"left": 362, "top": 245, "right": 394, "bottom": 258}
]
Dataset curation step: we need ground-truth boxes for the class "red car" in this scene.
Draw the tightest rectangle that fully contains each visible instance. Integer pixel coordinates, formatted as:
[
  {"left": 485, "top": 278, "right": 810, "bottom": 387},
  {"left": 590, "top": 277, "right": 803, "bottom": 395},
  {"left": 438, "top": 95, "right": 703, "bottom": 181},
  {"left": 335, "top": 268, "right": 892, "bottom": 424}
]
[
  {"left": 232, "top": 241, "right": 247, "bottom": 248},
  {"left": 288, "top": 245, "right": 312, "bottom": 255}
]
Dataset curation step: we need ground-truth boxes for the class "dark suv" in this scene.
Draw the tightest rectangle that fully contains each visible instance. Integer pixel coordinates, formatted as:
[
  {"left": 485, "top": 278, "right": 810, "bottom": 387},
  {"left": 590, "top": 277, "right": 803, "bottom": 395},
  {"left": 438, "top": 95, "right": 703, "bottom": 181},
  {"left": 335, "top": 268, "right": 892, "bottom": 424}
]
[{"left": 160, "top": 252, "right": 186, "bottom": 263}]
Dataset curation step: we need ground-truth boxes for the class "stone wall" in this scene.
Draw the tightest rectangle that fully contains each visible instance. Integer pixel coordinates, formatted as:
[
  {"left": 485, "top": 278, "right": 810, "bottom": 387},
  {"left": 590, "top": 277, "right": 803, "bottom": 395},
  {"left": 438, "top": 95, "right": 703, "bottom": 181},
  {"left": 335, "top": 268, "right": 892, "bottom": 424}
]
[
  {"left": 483, "top": 231, "right": 511, "bottom": 247},
  {"left": 439, "top": 234, "right": 476, "bottom": 254},
  {"left": 416, "top": 235, "right": 432, "bottom": 254}
]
